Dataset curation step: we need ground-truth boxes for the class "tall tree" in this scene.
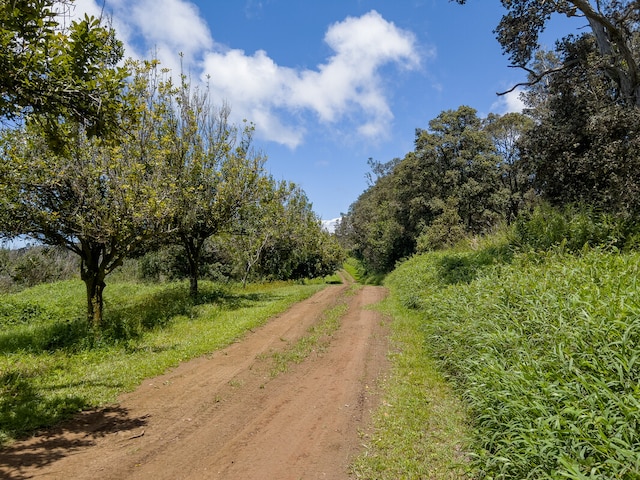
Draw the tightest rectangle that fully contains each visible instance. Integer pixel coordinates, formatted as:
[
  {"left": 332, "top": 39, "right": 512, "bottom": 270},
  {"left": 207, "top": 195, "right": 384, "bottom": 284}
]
[
  {"left": 519, "top": 35, "right": 640, "bottom": 214},
  {"left": 454, "top": 0, "right": 640, "bottom": 107},
  {"left": 0, "top": 60, "right": 176, "bottom": 327},
  {"left": 484, "top": 112, "right": 535, "bottom": 223},
  {"left": 0, "top": 0, "right": 126, "bottom": 142},
  {"left": 166, "top": 78, "right": 265, "bottom": 298},
  {"left": 340, "top": 106, "right": 507, "bottom": 270}
]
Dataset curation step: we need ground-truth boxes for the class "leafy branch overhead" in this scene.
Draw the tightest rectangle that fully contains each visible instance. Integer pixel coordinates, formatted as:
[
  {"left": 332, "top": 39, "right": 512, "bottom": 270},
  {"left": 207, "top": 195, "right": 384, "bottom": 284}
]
[
  {"left": 454, "top": 0, "right": 640, "bottom": 106},
  {"left": 0, "top": 0, "right": 127, "bottom": 141}
]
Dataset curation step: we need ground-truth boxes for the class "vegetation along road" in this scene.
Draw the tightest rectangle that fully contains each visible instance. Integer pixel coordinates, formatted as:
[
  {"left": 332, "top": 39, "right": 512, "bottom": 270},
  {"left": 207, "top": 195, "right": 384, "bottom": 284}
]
[{"left": 0, "top": 276, "right": 390, "bottom": 479}]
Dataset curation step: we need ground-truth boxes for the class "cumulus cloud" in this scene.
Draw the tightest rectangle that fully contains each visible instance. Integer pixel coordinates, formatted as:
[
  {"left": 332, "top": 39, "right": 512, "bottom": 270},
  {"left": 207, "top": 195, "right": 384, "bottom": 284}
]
[
  {"left": 202, "top": 10, "right": 419, "bottom": 147},
  {"left": 491, "top": 87, "right": 526, "bottom": 114},
  {"left": 75, "top": 0, "right": 213, "bottom": 74},
  {"left": 79, "top": 2, "right": 421, "bottom": 149}
]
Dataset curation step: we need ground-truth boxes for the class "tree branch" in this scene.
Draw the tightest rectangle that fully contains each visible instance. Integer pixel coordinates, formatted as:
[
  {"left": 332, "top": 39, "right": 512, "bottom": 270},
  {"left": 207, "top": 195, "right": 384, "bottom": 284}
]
[{"left": 497, "top": 60, "right": 580, "bottom": 96}]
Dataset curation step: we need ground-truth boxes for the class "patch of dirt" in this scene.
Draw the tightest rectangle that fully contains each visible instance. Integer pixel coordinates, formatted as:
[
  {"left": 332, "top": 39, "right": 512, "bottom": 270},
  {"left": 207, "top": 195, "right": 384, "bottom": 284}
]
[{"left": 0, "top": 282, "right": 390, "bottom": 479}]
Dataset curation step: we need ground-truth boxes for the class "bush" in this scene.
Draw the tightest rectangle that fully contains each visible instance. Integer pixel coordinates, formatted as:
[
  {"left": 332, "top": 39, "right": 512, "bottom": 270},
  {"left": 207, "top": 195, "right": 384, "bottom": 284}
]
[
  {"left": 0, "top": 246, "right": 77, "bottom": 292},
  {"left": 511, "top": 203, "right": 640, "bottom": 252}
]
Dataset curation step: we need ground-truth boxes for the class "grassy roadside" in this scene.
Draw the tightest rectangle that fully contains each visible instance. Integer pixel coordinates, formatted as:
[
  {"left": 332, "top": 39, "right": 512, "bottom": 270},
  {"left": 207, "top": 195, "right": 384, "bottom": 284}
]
[
  {"left": 0, "top": 279, "right": 326, "bottom": 445},
  {"left": 355, "top": 244, "right": 640, "bottom": 479},
  {"left": 351, "top": 284, "right": 473, "bottom": 479}
]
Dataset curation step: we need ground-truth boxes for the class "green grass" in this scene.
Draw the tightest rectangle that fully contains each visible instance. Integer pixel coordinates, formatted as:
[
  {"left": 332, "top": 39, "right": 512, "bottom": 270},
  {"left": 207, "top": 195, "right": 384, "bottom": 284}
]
[
  {"left": 268, "top": 285, "right": 357, "bottom": 377},
  {"left": 382, "top": 245, "right": 640, "bottom": 479},
  {"left": 351, "top": 285, "right": 473, "bottom": 479},
  {"left": 0, "top": 278, "right": 325, "bottom": 445},
  {"left": 343, "top": 257, "right": 386, "bottom": 285}
]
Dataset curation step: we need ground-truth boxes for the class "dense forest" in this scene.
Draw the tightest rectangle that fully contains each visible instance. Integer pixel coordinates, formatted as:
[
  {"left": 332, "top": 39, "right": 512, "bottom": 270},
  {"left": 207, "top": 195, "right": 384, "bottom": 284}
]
[{"left": 337, "top": 0, "right": 640, "bottom": 273}]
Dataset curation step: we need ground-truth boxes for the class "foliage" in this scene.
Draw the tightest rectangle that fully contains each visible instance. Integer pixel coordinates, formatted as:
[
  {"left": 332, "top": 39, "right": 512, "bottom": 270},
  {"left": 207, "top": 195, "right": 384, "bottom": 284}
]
[
  {"left": 338, "top": 107, "right": 527, "bottom": 273},
  {"left": 0, "top": 0, "right": 126, "bottom": 143},
  {"left": 164, "top": 74, "right": 266, "bottom": 298},
  {"left": 511, "top": 203, "right": 640, "bottom": 252},
  {"left": 0, "top": 60, "right": 177, "bottom": 327},
  {"left": 388, "top": 246, "right": 640, "bottom": 478},
  {"left": 227, "top": 180, "right": 345, "bottom": 284},
  {"left": 519, "top": 35, "right": 640, "bottom": 216},
  {"left": 0, "top": 246, "right": 77, "bottom": 291},
  {"left": 0, "top": 278, "right": 326, "bottom": 445}
]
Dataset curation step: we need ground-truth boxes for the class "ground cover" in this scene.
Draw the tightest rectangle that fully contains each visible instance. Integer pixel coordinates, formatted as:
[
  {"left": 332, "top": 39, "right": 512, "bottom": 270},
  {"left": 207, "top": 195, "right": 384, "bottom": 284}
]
[
  {"left": 0, "top": 279, "right": 325, "bottom": 445},
  {"left": 384, "top": 246, "right": 640, "bottom": 479}
]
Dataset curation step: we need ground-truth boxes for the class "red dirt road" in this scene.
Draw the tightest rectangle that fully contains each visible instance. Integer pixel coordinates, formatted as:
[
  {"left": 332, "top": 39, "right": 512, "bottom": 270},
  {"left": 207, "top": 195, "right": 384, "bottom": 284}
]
[{"left": 0, "top": 282, "right": 390, "bottom": 479}]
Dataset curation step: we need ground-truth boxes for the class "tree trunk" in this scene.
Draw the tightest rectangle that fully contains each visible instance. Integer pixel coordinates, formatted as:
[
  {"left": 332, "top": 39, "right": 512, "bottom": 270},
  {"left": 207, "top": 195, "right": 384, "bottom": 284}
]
[
  {"left": 183, "top": 237, "right": 203, "bottom": 300},
  {"left": 82, "top": 268, "right": 106, "bottom": 329},
  {"left": 189, "top": 261, "right": 199, "bottom": 299},
  {"left": 572, "top": 0, "right": 640, "bottom": 106},
  {"left": 79, "top": 243, "right": 109, "bottom": 329}
]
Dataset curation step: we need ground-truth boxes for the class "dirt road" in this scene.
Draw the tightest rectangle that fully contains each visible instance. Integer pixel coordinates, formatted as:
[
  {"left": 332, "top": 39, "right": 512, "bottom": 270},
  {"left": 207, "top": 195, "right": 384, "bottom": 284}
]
[{"left": 0, "top": 281, "right": 390, "bottom": 479}]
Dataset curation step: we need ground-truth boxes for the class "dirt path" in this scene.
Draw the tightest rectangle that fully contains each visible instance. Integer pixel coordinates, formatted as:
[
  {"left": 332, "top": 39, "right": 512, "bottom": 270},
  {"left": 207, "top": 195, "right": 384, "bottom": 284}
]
[{"left": 0, "top": 281, "right": 390, "bottom": 479}]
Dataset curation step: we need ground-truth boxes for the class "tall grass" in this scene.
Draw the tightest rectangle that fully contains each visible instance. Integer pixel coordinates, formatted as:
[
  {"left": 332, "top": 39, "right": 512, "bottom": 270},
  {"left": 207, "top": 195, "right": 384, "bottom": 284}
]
[
  {"left": 0, "top": 279, "right": 325, "bottom": 445},
  {"left": 387, "top": 247, "right": 640, "bottom": 479}
]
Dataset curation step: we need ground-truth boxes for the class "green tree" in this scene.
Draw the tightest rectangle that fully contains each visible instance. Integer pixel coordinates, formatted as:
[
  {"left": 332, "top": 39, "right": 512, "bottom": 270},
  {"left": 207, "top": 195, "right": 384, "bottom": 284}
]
[
  {"left": 519, "top": 35, "right": 640, "bottom": 214},
  {"left": 409, "top": 106, "right": 504, "bottom": 234},
  {"left": 340, "top": 106, "right": 506, "bottom": 272},
  {"left": 166, "top": 78, "right": 265, "bottom": 298},
  {"left": 484, "top": 112, "right": 535, "bottom": 223},
  {"left": 0, "top": 0, "right": 126, "bottom": 142},
  {"left": 258, "top": 184, "right": 339, "bottom": 280},
  {"left": 0, "top": 61, "right": 175, "bottom": 327},
  {"left": 454, "top": 0, "right": 640, "bottom": 107}
]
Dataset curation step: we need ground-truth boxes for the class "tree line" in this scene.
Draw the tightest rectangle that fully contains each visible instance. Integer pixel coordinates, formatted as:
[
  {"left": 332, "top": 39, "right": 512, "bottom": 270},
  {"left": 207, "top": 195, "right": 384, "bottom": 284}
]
[
  {"left": 0, "top": 1, "right": 343, "bottom": 328},
  {"left": 337, "top": 0, "right": 640, "bottom": 273}
]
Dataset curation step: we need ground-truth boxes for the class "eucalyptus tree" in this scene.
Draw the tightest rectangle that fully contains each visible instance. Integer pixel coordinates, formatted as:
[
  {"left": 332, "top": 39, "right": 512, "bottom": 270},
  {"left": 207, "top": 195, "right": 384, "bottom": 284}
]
[
  {"left": 454, "top": 0, "right": 640, "bottom": 107},
  {"left": 166, "top": 78, "right": 265, "bottom": 298},
  {"left": 0, "top": 60, "right": 176, "bottom": 328},
  {"left": 0, "top": 0, "right": 126, "bottom": 143},
  {"left": 484, "top": 112, "right": 535, "bottom": 223}
]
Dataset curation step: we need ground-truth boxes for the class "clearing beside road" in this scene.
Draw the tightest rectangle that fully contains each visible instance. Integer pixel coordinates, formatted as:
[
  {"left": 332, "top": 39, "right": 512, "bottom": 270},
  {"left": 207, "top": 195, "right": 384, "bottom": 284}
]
[{"left": 0, "top": 281, "right": 390, "bottom": 479}]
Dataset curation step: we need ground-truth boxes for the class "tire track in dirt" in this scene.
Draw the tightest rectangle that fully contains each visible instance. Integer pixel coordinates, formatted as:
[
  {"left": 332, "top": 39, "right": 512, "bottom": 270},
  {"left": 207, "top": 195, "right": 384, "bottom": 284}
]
[{"left": 0, "top": 281, "right": 389, "bottom": 480}]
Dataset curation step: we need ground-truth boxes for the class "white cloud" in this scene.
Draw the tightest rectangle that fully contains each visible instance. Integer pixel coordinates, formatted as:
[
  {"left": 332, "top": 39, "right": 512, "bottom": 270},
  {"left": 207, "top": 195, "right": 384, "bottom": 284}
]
[
  {"left": 491, "top": 87, "right": 526, "bottom": 114},
  {"left": 203, "top": 10, "right": 419, "bottom": 147},
  {"left": 75, "top": 0, "right": 213, "bottom": 74},
  {"left": 75, "top": 0, "right": 420, "bottom": 148},
  {"left": 321, "top": 218, "right": 341, "bottom": 233},
  {"left": 87, "top": 2, "right": 421, "bottom": 149}
]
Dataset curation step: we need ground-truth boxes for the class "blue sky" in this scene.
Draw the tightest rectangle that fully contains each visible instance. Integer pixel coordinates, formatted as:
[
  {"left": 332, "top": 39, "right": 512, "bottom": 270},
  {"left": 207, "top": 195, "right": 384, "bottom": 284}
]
[{"left": 77, "top": 0, "right": 584, "bottom": 225}]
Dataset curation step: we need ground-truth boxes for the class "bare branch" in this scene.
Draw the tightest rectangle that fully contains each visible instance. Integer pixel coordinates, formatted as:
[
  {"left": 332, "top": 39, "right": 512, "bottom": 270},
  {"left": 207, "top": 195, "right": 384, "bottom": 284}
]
[{"left": 497, "top": 60, "right": 580, "bottom": 96}]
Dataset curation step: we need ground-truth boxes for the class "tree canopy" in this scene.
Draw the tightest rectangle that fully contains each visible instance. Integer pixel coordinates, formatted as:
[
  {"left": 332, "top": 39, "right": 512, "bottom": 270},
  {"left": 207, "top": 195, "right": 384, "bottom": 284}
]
[
  {"left": 0, "top": 0, "right": 126, "bottom": 141},
  {"left": 455, "top": 0, "right": 640, "bottom": 107},
  {"left": 337, "top": 107, "right": 532, "bottom": 272}
]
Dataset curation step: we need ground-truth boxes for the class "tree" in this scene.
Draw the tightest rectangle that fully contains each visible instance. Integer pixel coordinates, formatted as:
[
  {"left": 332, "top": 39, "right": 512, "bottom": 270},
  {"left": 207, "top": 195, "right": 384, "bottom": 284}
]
[
  {"left": 410, "top": 106, "right": 504, "bottom": 234},
  {"left": 0, "top": 0, "right": 126, "bottom": 142},
  {"left": 251, "top": 183, "right": 344, "bottom": 281},
  {"left": 484, "top": 112, "right": 535, "bottom": 223},
  {"left": 166, "top": 78, "right": 265, "bottom": 298},
  {"left": 454, "top": 0, "right": 640, "bottom": 107},
  {"left": 0, "top": 61, "right": 176, "bottom": 327},
  {"left": 229, "top": 176, "right": 290, "bottom": 287},
  {"left": 518, "top": 35, "right": 640, "bottom": 214},
  {"left": 339, "top": 106, "right": 507, "bottom": 272}
]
